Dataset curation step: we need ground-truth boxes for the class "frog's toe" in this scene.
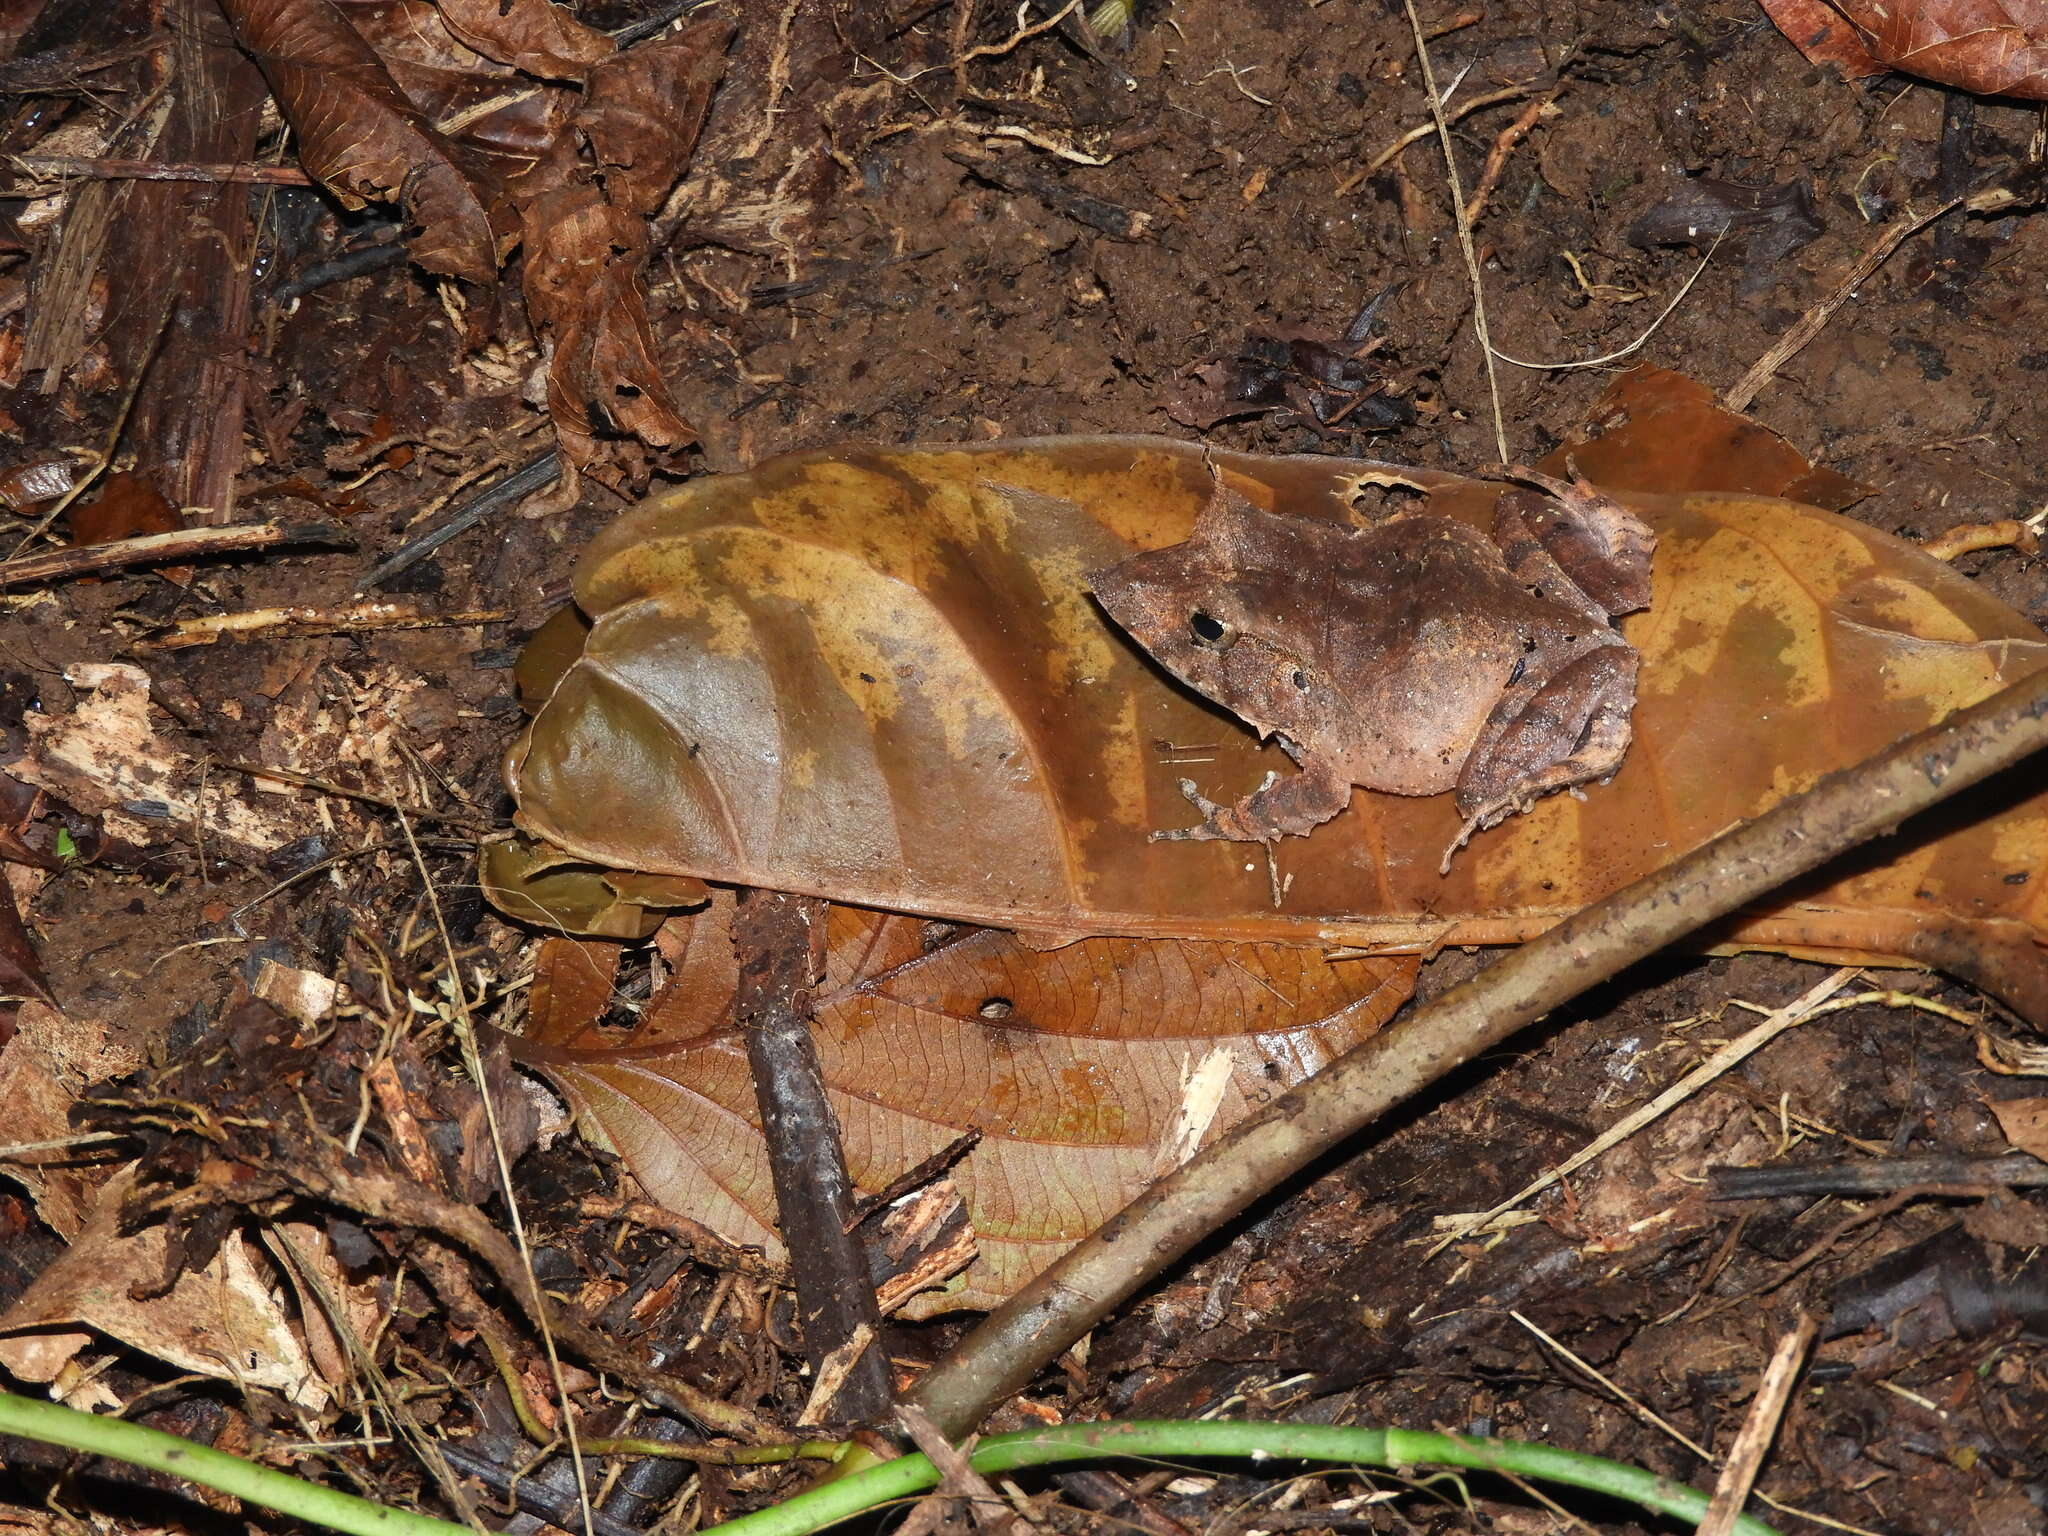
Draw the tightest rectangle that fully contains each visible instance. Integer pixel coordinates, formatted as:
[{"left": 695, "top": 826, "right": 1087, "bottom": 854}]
[{"left": 1149, "top": 778, "right": 1234, "bottom": 841}]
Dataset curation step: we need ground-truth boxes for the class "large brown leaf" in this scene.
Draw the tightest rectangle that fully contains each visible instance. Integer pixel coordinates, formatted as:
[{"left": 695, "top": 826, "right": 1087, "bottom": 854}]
[
  {"left": 1761, "top": 0, "right": 2048, "bottom": 99},
  {"left": 516, "top": 897, "right": 1415, "bottom": 1314},
  {"left": 506, "top": 373, "right": 2048, "bottom": 975}
]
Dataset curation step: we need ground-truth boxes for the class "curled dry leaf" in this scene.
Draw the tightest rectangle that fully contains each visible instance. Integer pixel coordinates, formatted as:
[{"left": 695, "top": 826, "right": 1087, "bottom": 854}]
[
  {"left": 579, "top": 30, "right": 735, "bottom": 218},
  {"left": 506, "top": 370, "right": 2048, "bottom": 989},
  {"left": 481, "top": 832, "right": 709, "bottom": 941},
  {"left": 513, "top": 896, "right": 1416, "bottom": 1313},
  {"left": 1762, "top": 0, "right": 2048, "bottom": 100},
  {"left": 430, "top": 0, "right": 614, "bottom": 80},
  {"left": 219, "top": 2, "right": 728, "bottom": 487},
  {"left": 219, "top": 0, "right": 513, "bottom": 282},
  {"left": 516, "top": 19, "right": 733, "bottom": 487}
]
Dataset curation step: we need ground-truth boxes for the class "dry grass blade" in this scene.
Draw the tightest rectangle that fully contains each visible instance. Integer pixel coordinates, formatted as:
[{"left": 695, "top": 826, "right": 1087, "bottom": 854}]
[
  {"left": 1401, "top": 0, "right": 1507, "bottom": 462},
  {"left": 1425, "top": 967, "right": 1860, "bottom": 1256},
  {"left": 394, "top": 811, "right": 596, "bottom": 1536}
]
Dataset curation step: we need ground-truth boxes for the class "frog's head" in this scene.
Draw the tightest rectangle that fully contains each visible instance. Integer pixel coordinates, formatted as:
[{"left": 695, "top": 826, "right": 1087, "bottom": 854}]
[{"left": 1088, "top": 489, "right": 1345, "bottom": 748}]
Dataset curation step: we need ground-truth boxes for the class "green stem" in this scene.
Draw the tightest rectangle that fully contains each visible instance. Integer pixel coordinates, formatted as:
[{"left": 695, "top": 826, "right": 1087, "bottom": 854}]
[
  {"left": 702, "top": 1421, "right": 1782, "bottom": 1536},
  {"left": 0, "top": 1389, "right": 470, "bottom": 1536},
  {"left": 0, "top": 1393, "right": 1779, "bottom": 1536}
]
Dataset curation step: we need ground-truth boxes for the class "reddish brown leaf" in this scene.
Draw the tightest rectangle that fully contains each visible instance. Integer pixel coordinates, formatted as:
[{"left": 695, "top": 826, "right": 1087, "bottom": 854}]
[
  {"left": 515, "top": 895, "right": 1416, "bottom": 1312},
  {"left": 0, "top": 881, "right": 53, "bottom": 1008},
  {"left": 1762, "top": 0, "right": 2048, "bottom": 98},
  {"left": 506, "top": 369, "right": 2048, "bottom": 984},
  {"left": 521, "top": 186, "right": 695, "bottom": 487},
  {"left": 68, "top": 470, "right": 178, "bottom": 547},
  {"left": 432, "top": 0, "right": 613, "bottom": 80},
  {"left": 219, "top": 0, "right": 513, "bottom": 282},
  {"left": 530, "top": 935, "right": 625, "bottom": 1042},
  {"left": 511, "top": 21, "right": 730, "bottom": 487},
  {"left": 577, "top": 21, "right": 734, "bottom": 216},
  {"left": 1990, "top": 1096, "right": 2048, "bottom": 1161}
]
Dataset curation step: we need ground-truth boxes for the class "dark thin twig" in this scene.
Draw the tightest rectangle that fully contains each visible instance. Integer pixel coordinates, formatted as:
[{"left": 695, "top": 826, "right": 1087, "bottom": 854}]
[
  {"left": 1711, "top": 1153, "right": 2048, "bottom": 1202},
  {"left": 355, "top": 454, "right": 561, "bottom": 591},
  {"left": 847, "top": 1129, "right": 980, "bottom": 1230},
  {"left": 907, "top": 662, "right": 2048, "bottom": 1438},
  {"left": 273, "top": 240, "right": 407, "bottom": 303},
  {"left": 215, "top": 762, "right": 495, "bottom": 832},
  {"left": 612, "top": 0, "right": 729, "bottom": 45},
  {"left": 734, "top": 889, "right": 895, "bottom": 1425}
]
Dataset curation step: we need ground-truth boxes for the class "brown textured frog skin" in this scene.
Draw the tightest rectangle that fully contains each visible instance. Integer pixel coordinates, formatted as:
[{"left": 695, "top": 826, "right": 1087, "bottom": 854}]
[{"left": 1088, "top": 470, "right": 1656, "bottom": 861}]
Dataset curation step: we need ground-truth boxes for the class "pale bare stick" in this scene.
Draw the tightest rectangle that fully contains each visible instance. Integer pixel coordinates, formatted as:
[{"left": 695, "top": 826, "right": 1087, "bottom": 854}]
[
  {"left": 138, "top": 602, "right": 508, "bottom": 650},
  {"left": 1699, "top": 1314, "right": 1819, "bottom": 1536},
  {"left": 0, "top": 520, "right": 350, "bottom": 587},
  {"left": 1723, "top": 197, "right": 1961, "bottom": 413}
]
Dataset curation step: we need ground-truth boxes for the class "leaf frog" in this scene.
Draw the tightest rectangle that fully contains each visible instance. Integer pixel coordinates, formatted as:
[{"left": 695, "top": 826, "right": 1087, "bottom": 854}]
[{"left": 1088, "top": 468, "right": 1656, "bottom": 866}]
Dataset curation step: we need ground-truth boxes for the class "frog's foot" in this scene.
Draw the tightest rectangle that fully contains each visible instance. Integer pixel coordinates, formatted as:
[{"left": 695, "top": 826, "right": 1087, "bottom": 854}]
[
  {"left": 1440, "top": 797, "right": 1529, "bottom": 875},
  {"left": 1151, "top": 764, "right": 1350, "bottom": 843},
  {"left": 1151, "top": 774, "right": 1281, "bottom": 842}
]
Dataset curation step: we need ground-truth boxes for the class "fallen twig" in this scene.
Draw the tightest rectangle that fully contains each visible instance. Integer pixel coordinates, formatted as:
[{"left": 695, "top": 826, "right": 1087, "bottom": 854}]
[
  {"left": 3, "top": 155, "right": 314, "bottom": 185},
  {"left": 356, "top": 452, "right": 560, "bottom": 591},
  {"left": 0, "top": 519, "right": 351, "bottom": 587},
  {"left": 1710, "top": 1152, "right": 2048, "bottom": 1201},
  {"left": 293, "top": 1158, "right": 775, "bottom": 1441},
  {"left": 218, "top": 760, "right": 494, "bottom": 832},
  {"left": 137, "top": 602, "right": 508, "bottom": 650},
  {"left": 907, "top": 663, "right": 2048, "bottom": 1438},
  {"left": 1722, "top": 198, "right": 1961, "bottom": 413},
  {"left": 1342, "top": 84, "right": 1542, "bottom": 191},
  {"left": 1699, "top": 1315, "right": 1817, "bottom": 1536},
  {"left": 736, "top": 889, "right": 894, "bottom": 1425},
  {"left": 1426, "top": 975, "right": 1976, "bottom": 1255}
]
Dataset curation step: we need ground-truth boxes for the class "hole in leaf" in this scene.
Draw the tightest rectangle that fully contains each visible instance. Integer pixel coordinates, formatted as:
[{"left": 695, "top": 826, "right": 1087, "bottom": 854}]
[{"left": 979, "top": 997, "right": 1014, "bottom": 1020}]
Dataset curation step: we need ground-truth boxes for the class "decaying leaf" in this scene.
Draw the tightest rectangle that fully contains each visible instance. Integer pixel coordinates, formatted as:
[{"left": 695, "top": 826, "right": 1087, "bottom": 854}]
[
  {"left": 215, "top": 2, "right": 731, "bottom": 487},
  {"left": 515, "top": 19, "right": 732, "bottom": 488},
  {"left": 1989, "top": 1096, "right": 2048, "bottom": 1161},
  {"left": 0, "top": 1005, "right": 333, "bottom": 1405},
  {"left": 9, "top": 663, "right": 319, "bottom": 859},
  {"left": 218, "top": 0, "right": 514, "bottom": 282},
  {"left": 431, "top": 0, "right": 614, "bottom": 80},
  {"left": 1761, "top": 0, "right": 2048, "bottom": 100},
  {"left": 0, "top": 1170, "right": 329, "bottom": 1408},
  {"left": 506, "top": 369, "right": 2048, "bottom": 989},
  {"left": 514, "top": 895, "right": 1416, "bottom": 1314},
  {"left": 482, "top": 833, "right": 709, "bottom": 940}
]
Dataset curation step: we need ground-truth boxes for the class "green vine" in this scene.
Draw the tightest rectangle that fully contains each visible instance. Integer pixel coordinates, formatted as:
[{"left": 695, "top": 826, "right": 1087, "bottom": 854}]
[{"left": 0, "top": 1390, "right": 1779, "bottom": 1536}]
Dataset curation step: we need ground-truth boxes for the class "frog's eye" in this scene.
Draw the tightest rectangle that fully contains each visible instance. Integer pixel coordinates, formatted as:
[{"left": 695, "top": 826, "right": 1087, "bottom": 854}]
[
  {"left": 1290, "top": 669, "right": 1311, "bottom": 692},
  {"left": 1188, "top": 611, "right": 1233, "bottom": 649}
]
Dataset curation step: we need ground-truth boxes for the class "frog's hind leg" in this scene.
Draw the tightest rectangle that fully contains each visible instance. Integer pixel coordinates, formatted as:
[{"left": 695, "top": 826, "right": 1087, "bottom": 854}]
[{"left": 1445, "top": 646, "right": 1639, "bottom": 871}]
